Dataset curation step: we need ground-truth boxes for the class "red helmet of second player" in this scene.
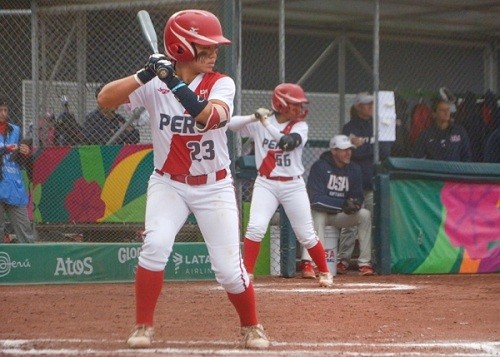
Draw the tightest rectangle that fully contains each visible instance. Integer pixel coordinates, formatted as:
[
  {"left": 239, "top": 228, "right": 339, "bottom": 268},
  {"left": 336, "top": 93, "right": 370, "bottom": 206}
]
[
  {"left": 164, "top": 9, "right": 231, "bottom": 62},
  {"left": 272, "top": 83, "right": 309, "bottom": 120}
]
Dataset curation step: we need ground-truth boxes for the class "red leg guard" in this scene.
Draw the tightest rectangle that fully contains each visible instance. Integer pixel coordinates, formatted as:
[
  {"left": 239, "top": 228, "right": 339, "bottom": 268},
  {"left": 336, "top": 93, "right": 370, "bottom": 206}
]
[
  {"left": 307, "top": 241, "right": 329, "bottom": 273},
  {"left": 227, "top": 284, "right": 259, "bottom": 326},
  {"left": 135, "top": 265, "right": 164, "bottom": 326},
  {"left": 243, "top": 238, "right": 261, "bottom": 274}
]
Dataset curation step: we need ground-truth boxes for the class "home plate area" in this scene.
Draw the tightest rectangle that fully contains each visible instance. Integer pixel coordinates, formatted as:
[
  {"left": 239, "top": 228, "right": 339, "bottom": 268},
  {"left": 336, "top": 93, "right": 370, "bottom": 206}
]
[
  {"left": 0, "top": 274, "right": 498, "bottom": 356},
  {"left": 216, "top": 280, "right": 418, "bottom": 294}
]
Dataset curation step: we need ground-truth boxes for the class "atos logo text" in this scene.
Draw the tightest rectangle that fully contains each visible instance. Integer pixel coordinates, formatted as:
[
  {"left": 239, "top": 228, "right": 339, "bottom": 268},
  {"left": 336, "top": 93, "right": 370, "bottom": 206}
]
[{"left": 54, "top": 257, "right": 93, "bottom": 276}]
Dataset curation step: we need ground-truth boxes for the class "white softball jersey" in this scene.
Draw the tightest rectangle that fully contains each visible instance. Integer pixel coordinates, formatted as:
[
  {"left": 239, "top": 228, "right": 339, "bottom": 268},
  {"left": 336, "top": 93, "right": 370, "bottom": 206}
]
[
  {"left": 129, "top": 73, "right": 235, "bottom": 176},
  {"left": 238, "top": 115, "right": 308, "bottom": 177}
]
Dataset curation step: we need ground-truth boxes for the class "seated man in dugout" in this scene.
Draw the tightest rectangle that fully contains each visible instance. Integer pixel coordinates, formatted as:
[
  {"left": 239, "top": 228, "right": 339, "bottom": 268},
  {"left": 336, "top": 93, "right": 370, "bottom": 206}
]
[{"left": 300, "top": 135, "right": 374, "bottom": 276}]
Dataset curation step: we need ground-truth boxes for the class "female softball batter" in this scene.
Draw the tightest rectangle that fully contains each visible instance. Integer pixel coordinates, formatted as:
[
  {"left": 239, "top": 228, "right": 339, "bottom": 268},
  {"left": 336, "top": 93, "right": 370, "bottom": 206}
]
[
  {"left": 98, "top": 9, "right": 268, "bottom": 350},
  {"left": 228, "top": 83, "right": 334, "bottom": 288}
]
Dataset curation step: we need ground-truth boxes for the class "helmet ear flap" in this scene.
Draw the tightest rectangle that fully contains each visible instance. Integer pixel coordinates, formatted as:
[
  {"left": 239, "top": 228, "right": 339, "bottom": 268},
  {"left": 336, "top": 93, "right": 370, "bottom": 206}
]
[
  {"left": 166, "top": 43, "right": 194, "bottom": 62},
  {"left": 271, "top": 96, "right": 289, "bottom": 114},
  {"left": 271, "top": 83, "right": 309, "bottom": 120}
]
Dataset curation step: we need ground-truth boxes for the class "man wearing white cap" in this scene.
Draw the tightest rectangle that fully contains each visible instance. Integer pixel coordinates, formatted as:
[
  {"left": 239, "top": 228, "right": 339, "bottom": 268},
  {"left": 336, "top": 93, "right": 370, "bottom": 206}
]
[{"left": 301, "top": 135, "right": 374, "bottom": 275}]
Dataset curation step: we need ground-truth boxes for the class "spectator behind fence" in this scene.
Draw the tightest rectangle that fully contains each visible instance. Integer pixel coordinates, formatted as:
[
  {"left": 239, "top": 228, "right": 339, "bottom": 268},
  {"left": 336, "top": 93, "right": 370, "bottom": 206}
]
[
  {"left": 413, "top": 98, "right": 471, "bottom": 162},
  {"left": 342, "top": 92, "right": 392, "bottom": 213},
  {"left": 0, "top": 97, "right": 35, "bottom": 243},
  {"left": 54, "top": 95, "right": 84, "bottom": 146},
  {"left": 84, "top": 86, "right": 140, "bottom": 145},
  {"left": 483, "top": 126, "right": 500, "bottom": 163},
  {"left": 228, "top": 83, "right": 333, "bottom": 287},
  {"left": 340, "top": 92, "right": 391, "bottom": 274},
  {"left": 301, "top": 135, "right": 374, "bottom": 276}
]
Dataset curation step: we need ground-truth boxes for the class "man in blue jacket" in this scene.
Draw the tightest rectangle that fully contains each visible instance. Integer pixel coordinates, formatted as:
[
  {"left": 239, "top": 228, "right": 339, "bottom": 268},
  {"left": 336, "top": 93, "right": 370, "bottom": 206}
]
[
  {"left": 0, "top": 97, "right": 34, "bottom": 243},
  {"left": 338, "top": 92, "right": 392, "bottom": 274},
  {"left": 301, "top": 135, "right": 374, "bottom": 276},
  {"left": 343, "top": 92, "right": 392, "bottom": 210},
  {"left": 413, "top": 98, "right": 471, "bottom": 162}
]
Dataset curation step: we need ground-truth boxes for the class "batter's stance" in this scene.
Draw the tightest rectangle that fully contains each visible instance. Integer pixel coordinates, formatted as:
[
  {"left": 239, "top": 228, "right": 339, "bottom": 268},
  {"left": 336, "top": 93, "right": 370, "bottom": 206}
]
[
  {"left": 228, "top": 83, "right": 334, "bottom": 288},
  {"left": 98, "top": 9, "right": 269, "bottom": 350}
]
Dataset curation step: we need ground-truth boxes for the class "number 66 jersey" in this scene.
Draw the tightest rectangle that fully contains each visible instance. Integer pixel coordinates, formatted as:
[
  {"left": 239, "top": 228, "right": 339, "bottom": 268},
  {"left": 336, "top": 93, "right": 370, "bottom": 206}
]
[{"left": 237, "top": 114, "right": 308, "bottom": 178}]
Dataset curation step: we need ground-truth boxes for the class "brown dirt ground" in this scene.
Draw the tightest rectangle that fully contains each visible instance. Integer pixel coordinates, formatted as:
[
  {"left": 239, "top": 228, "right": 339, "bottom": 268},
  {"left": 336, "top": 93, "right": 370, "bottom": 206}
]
[{"left": 0, "top": 273, "right": 499, "bottom": 356}]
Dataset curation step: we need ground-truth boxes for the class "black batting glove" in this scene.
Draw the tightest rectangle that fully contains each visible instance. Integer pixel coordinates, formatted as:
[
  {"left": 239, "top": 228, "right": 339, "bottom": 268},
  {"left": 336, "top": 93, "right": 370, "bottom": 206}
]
[
  {"left": 342, "top": 198, "right": 362, "bottom": 215},
  {"left": 135, "top": 54, "right": 169, "bottom": 85}
]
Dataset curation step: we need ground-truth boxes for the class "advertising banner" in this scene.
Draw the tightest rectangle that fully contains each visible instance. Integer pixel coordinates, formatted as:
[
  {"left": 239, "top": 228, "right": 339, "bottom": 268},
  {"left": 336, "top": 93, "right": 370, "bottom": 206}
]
[
  {"left": 0, "top": 243, "right": 215, "bottom": 285},
  {"left": 390, "top": 179, "right": 499, "bottom": 274}
]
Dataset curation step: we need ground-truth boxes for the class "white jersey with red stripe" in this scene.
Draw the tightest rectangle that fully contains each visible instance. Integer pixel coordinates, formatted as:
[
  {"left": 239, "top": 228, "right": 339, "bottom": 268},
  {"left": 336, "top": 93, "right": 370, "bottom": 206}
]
[
  {"left": 231, "top": 113, "right": 319, "bottom": 251},
  {"left": 238, "top": 114, "right": 308, "bottom": 177},
  {"left": 128, "top": 72, "right": 234, "bottom": 176}
]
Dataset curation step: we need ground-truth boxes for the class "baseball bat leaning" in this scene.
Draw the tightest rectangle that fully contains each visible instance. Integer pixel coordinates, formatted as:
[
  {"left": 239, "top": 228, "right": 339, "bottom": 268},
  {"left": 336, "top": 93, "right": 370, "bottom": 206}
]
[{"left": 137, "top": 10, "right": 169, "bottom": 79}]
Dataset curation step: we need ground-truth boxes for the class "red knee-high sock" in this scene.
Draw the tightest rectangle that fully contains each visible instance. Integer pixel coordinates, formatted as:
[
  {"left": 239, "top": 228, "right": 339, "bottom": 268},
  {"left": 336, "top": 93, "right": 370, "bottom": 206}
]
[
  {"left": 135, "top": 265, "right": 164, "bottom": 326},
  {"left": 243, "top": 238, "right": 261, "bottom": 274},
  {"left": 227, "top": 284, "right": 259, "bottom": 326},
  {"left": 307, "top": 241, "right": 329, "bottom": 273}
]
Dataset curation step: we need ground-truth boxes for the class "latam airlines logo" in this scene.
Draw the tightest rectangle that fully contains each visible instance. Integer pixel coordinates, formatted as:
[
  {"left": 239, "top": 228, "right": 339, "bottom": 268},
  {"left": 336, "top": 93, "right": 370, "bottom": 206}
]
[
  {"left": 172, "top": 252, "right": 183, "bottom": 273},
  {"left": 171, "top": 252, "right": 212, "bottom": 276},
  {"left": 0, "top": 252, "right": 31, "bottom": 277}
]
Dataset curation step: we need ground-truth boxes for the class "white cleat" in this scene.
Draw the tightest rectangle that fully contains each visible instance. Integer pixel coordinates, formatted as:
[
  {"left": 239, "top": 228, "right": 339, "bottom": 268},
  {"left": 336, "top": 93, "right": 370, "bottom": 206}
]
[
  {"left": 241, "top": 324, "right": 270, "bottom": 349},
  {"left": 319, "top": 272, "right": 333, "bottom": 288},
  {"left": 127, "top": 325, "right": 154, "bottom": 348}
]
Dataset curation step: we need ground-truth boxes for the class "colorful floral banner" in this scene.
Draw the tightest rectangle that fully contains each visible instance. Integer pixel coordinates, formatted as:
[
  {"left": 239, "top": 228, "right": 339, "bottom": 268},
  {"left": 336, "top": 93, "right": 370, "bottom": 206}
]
[
  {"left": 33, "top": 145, "right": 153, "bottom": 223},
  {"left": 390, "top": 179, "right": 500, "bottom": 274}
]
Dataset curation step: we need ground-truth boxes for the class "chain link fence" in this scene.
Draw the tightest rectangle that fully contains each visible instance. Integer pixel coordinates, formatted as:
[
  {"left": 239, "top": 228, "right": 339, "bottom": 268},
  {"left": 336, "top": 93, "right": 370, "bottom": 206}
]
[{"left": 1, "top": 1, "right": 498, "bottom": 245}]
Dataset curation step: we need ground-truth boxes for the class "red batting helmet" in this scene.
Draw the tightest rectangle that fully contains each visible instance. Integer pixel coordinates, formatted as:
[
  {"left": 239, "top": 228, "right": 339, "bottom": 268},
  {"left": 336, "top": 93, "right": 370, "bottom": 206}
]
[
  {"left": 164, "top": 9, "right": 231, "bottom": 62},
  {"left": 272, "top": 83, "right": 309, "bottom": 120}
]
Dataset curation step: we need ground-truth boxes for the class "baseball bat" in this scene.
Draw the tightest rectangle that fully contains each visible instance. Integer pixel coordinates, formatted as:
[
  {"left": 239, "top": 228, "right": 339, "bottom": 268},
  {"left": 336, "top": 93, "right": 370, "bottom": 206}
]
[{"left": 137, "top": 10, "right": 169, "bottom": 79}]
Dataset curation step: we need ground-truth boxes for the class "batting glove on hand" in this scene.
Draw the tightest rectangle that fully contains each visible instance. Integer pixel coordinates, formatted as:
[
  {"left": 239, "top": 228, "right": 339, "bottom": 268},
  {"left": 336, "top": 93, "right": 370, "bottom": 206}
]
[
  {"left": 152, "top": 59, "right": 175, "bottom": 84},
  {"left": 342, "top": 198, "right": 361, "bottom": 215},
  {"left": 135, "top": 54, "right": 170, "bottom": 85},
  {"left": 254, "top": 108, "right": 271, "bottom": 121}
]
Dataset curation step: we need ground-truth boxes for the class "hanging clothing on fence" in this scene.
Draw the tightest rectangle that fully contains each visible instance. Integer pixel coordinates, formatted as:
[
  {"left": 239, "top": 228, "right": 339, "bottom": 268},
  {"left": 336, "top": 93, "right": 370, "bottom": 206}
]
[
  {"left": 455, "top": 90, "right": 499, "bottom": 162},
  {"left": 409, "top": 101, "right": 432, "bottom": 148}
]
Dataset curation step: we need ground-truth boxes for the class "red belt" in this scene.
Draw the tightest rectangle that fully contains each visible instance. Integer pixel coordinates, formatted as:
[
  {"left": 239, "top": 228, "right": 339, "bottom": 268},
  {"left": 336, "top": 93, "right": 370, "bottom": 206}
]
[
  {"left": 259, "top": 174, "right": 299, "bottom": 181},
  {"left": 155, "top": 168, "right": 227, "bottom": 186}
]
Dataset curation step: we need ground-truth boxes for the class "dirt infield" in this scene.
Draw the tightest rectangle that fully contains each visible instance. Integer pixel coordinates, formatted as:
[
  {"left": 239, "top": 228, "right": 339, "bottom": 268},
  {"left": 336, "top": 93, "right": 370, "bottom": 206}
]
[{"left": 1, "top": 273, "right": 499, "bottom": 356}]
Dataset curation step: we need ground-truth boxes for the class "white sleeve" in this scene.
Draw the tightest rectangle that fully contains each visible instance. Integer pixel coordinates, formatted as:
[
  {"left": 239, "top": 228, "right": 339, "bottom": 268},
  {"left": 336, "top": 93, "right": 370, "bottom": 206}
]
[
  {"left": 208, "top": 76, "right": 235, "bottom": 116},
  {"left": 227, "top": 115, "right": 258, "bottom": 131},
  {"left": 262, "top": 120, "right": 284, "bottom": 141}
]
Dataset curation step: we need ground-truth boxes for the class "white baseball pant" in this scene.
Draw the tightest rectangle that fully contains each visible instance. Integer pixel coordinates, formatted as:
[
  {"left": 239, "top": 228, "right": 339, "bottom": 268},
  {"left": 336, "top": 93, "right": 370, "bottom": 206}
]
[
  {"left": 337, "top": 190, "right": 374, "bottom": 266},
  {"left": 245, "top": 176, "right": 319, "bottom": 249},
  {"left": 302, "top": 207, "right": 372, "bottom": 266},
  {"left": 138, "top": 172, "right": 250, "bottom": 294}
]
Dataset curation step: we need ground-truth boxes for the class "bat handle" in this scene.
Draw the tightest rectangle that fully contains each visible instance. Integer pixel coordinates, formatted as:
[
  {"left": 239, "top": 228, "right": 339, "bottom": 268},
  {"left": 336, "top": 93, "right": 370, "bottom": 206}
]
[{"left": 156, "top": 66, "right": 169, "bottom": 79}]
